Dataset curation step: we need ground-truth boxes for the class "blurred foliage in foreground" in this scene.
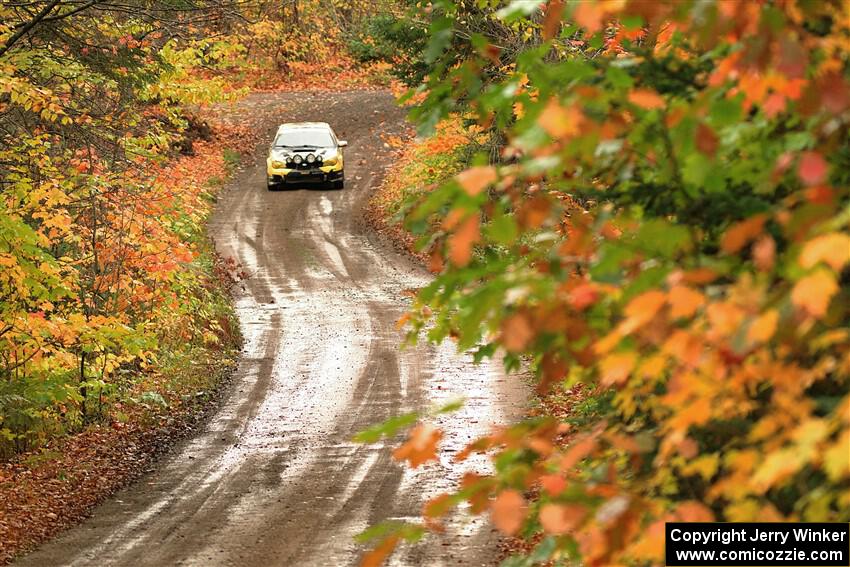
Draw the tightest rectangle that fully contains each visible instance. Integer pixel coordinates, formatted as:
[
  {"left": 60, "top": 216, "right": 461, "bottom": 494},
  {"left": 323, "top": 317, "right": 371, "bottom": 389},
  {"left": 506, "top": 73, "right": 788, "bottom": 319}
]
[{"left": 363, "top": 1, "right": 850, "bottom": 565}]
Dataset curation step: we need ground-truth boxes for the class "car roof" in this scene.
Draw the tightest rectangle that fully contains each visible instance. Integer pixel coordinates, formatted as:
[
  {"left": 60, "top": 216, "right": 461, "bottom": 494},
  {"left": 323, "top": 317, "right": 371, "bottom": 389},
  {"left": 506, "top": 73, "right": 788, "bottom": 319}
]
[{"left": 276, "top": 122, "right": 331, "bottom": 132}]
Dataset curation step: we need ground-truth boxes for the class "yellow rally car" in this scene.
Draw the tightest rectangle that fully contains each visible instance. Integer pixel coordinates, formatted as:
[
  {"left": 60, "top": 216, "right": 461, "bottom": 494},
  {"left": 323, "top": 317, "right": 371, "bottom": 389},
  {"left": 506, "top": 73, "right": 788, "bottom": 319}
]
[{"left": 266, "top": 122, "right": 347, "bottom": 190}]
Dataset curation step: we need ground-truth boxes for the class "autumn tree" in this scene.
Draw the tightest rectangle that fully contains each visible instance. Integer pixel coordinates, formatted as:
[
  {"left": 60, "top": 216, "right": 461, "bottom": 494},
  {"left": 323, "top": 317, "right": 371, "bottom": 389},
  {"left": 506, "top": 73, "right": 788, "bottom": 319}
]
[{"left": 366, "top": 1, "right": 850, "bottom": 565}]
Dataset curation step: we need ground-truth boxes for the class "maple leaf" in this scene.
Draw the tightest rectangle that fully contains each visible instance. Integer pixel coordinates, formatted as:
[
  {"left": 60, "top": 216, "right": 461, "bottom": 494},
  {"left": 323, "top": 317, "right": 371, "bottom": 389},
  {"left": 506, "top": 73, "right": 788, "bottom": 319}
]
[
  {"left": 490, "top": 490, "right": 526, "bottom": 535},
  {"left": 539, "top": 503, "right": 587, "bottom": 535},
  {"left": 456, "top": 166, "right": 497, "bottom": 196},
  {"left": 539, "top": 474, "right": 567, "bottom": 496},
  {"left": 568, "top": 283, "right": 600, "bottom": 311},
  {"left": 720, "top": 214, "right": 767, "bottom": 254},
  {"left": 538, "top": 98, "right": 583, "bottom": 139},
  {"left": 668, "top": 285, "right": 705, "bottom": 319},
  {"left": 823, "top": 430, "right": 850, "bottom": 481},
  {"left": 747, "top": 310, "right": 779, "bottom": 344},
  {"left": 360, "top": 535, "right": 400, "bottom": 567},
  {"left": 572, "top": 1, "right": 603, "bottom": 33},
  {"left": 393, "top": 424, "right": 442, "bottom": 468},
  {"left": 542, "top": 0, "right": 565, "bottom": 39},
  {"left": 627, "top": 89, "right": 666, "bottom": 110},
  {"left": 798, "top": 151, "right": 828, "bottom": 185},
  {"left": 621, "top": 290, "right": 666, "bottom": 333},
  {"left": 501, "top": 312, "right": 534, "bottom": 352},
  {"left": 457, "top": 165, "right": 498, "bottom": 195},
  {"left": 791, "top": 269, "right": 838, "bottom": 318},
  {"left": 599, "top": 351, "right": 637, "bottom": 387},
  {"left": 695, "top": 123, "right": 718, "bottom": 156},
  {"left": 675, "top": 501, "right": 715, "bottom": 522},
  {"left": 447, "top": 214, "right": 480, "bottom": 267},
  {"left": 799, "top": 232, "right": 850, "bottom": 271},
  {"left": 423, "top": 493, "right": 454, "bottom": 519},
  {"left": 753, "top": 235, "right": 776, "bottom": 271},
  {"left": 559, "top": 434, "right": 598, "bottom": 471}
]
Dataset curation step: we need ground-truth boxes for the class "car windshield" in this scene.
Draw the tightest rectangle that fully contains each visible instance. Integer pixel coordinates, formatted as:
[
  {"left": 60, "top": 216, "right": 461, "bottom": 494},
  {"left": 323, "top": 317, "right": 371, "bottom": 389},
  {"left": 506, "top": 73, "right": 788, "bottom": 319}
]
[{"left": 274, "top": 128, "right": 334, "bottom": 148}]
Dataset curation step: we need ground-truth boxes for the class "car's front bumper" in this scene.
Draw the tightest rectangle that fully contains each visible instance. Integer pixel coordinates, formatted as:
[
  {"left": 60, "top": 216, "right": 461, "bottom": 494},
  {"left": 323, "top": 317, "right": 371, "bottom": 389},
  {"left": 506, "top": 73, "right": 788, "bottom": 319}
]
[{"left": 267, "top": 162, "right": 343, "bottom": 184}]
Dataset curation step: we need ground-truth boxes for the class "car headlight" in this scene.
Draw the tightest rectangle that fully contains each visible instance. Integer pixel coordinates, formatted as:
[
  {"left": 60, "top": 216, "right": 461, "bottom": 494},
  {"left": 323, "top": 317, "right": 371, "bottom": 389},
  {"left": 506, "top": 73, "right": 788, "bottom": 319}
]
[
  {"left": 292, "top": 155, "right": 303, "bottom": 165},
  {"left": 323, "top": 152, "right": 339, "bottom": 166},
  {"left": 306, "top": 153, "right": 316, "bottom": 164},
  {"left": 271, "top": 159, "right": 285, "bottom": 168}
]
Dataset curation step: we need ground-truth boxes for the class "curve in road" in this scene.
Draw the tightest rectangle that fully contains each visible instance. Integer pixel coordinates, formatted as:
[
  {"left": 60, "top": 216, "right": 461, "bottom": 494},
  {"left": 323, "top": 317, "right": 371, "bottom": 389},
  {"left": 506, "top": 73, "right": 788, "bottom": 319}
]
[{"left": 15, "top": 91, "right": 525, "bottom": 567}]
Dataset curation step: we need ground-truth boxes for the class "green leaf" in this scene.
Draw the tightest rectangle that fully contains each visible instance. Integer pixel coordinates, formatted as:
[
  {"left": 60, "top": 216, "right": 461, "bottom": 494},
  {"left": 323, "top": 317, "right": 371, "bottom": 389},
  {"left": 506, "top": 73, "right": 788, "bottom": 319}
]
[{"left": 353, "top": 412, "right": 419, "bottom": 443}]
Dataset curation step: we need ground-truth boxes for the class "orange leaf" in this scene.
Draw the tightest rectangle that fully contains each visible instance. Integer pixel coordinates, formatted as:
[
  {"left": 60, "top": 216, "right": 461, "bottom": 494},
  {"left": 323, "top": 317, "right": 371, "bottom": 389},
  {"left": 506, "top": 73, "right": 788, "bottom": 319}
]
[
  {"left": 568, "top": 282, "right": 600, "bottom": 311},
  {"left": 628, "top": 519, "right": 666, "bottom": 561},
  {"left": 448, "top": 214, "right": 480, "bottom": 267},
  {"left": 360, "top": 535, "right": 400, "bottom": 567},
  {"left": 490, "top": 490, "right": 527, "bottom": 535},
  {"left": 539, "top": 503, "right": 587, "bottom": 535},
  {"left": 599, "top": 351, "right": 637, "bottom": 387},
  {"left": 573, "top": 1, "right": 603, "bottom": 33},
  {"left": 747, "top": 309, "right": 779, "bottom": 343},
  {"left": 539, "top": 474, "right": 567, "bottom": 496},
  {"left": 798, "top": 151, "right": 828, "bottom": 185},
  {"left": 621, "top": 290, "right": 666, "bottom": 333},
  {"left": 538, "top": 99, "right": 582, "bottom": 139},
  {"left": 628, "top": 89, "right": 666, "bottom": 110},
  {"left": 560, "top": 435, "right": 598, "bottom": 471},
  {"left": 720, "top": 214, "right": 767, "bottom": 253},
  {"left": 668, "top": 285, "right": 705, "bottom": 319},
  {"left": 675, "top": 501, "right": 715, "bottom": 522},
  {"left": 791, "top": 269, "right": 838, "bottom": 318},
  {"left": 457, "top": 166, "right": 497, "bottom": 196},
  {"left": 501, "top": 311, "right": 534, "bottom": 352},
  {"left": 799, "top": 232, "right": 850, "bottom": 271},
  {"left": 393, "top": 424, "right": 443, "bottom": 468},
  {"left": 518, "top": 196, "right": 552, "bottom": 229},
  {"left": 542, "top": 0, "right": 565, "bottom": 40},
  {"left": 753, "top": 235, "right": 776, "bottom": 271}
]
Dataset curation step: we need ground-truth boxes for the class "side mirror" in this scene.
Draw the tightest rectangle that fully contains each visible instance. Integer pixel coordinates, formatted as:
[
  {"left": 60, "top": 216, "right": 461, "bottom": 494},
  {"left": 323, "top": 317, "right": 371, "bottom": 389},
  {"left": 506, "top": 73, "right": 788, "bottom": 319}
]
[{"left": 338, "top": 140, "right": 348, "bottom": 147}]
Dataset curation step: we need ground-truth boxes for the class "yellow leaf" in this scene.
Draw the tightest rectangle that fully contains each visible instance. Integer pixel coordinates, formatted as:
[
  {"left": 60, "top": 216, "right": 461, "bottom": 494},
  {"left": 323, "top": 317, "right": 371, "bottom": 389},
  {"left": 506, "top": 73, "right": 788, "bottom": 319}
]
[
  {"left": 682, "top": 453, "right": 719, "bottom": 481},
  {"left": 824, "top": 429, "right": 850, "bottom": 481},
  {"left": 799, "top": 232, "right": 850, "bottom": 271},
  {"left": 792, "top": 418, "right": 829, "bottom": 453},
  {"left": 752, "top": 448, "right": 805, "bottom": 492},
  {"left": 791, "top": 269, "right": 838, "bottom": 318},
  {"left": 747, "top": 309, "right": 779, "bottom": 343}
]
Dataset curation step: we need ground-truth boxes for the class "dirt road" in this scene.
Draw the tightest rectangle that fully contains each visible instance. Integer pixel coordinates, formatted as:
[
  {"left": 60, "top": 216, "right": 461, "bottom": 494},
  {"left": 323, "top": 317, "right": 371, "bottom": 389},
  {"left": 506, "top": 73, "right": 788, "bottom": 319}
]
[{"left": 15, "top": 91, "right": 524, "bottom": 567}]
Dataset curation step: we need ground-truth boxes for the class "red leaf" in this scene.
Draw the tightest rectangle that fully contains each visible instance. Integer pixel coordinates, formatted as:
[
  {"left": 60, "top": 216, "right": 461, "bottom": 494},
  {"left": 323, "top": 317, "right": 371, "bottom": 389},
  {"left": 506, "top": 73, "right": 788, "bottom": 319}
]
[
  {"left": 695, "top": 123, "right": 718, "bottom": 156},
  {"left": 798, "top": 151, "right": 828, "bottom": 186}
]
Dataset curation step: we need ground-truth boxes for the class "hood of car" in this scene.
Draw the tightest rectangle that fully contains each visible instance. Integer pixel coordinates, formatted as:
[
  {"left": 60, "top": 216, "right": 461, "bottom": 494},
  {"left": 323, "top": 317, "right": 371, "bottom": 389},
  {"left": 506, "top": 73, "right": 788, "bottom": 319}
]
[{"left": 271, "top": 147, "right": 336, "bottom": 159}]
